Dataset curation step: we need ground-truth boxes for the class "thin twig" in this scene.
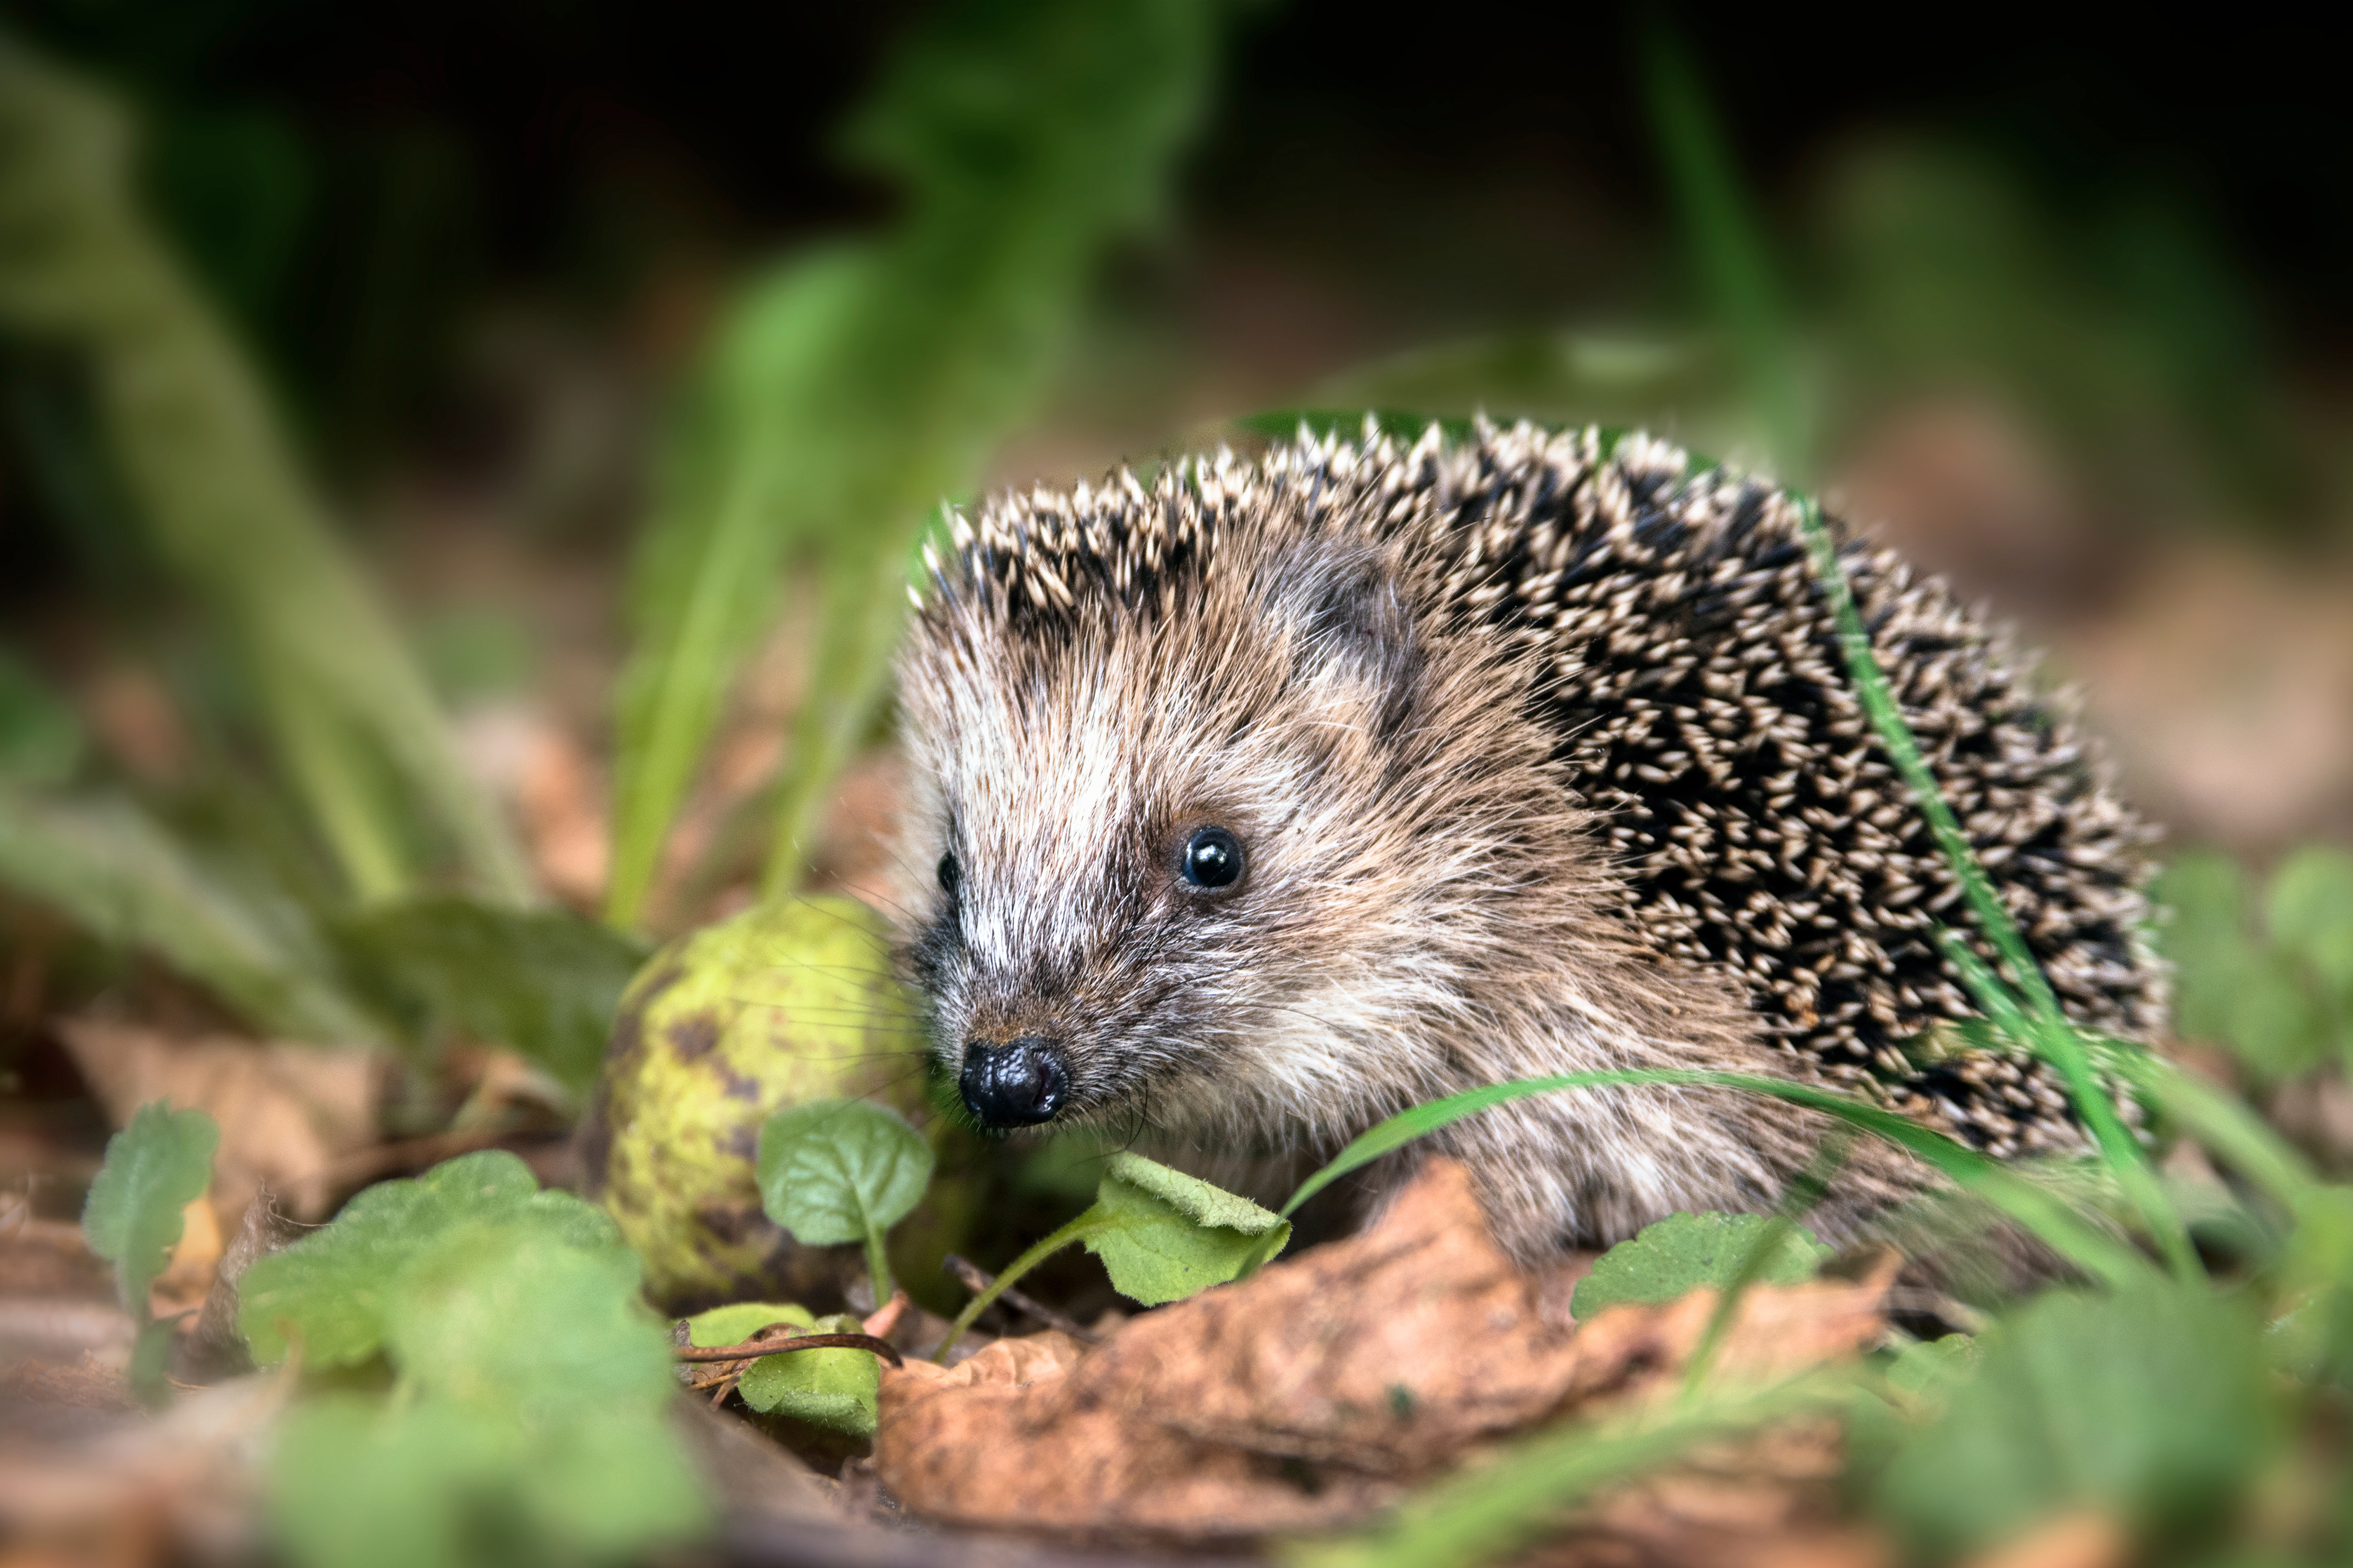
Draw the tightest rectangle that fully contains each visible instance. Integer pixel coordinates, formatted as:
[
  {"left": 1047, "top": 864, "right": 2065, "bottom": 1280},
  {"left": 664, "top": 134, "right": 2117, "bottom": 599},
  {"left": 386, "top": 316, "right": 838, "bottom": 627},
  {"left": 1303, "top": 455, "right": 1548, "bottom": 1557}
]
[
  {"left": 862, "top": 1290, "right": 912, "bottom": 1341},
  {"left": 676, "top": 1327, "right": 905, "bottom": 1367},
  {"left": 1882, "top": 1288, "right": 1993, "bottom": 1337},
  {"left": 944, "top": 1253, "right": 1101, "bottom": 1345}
]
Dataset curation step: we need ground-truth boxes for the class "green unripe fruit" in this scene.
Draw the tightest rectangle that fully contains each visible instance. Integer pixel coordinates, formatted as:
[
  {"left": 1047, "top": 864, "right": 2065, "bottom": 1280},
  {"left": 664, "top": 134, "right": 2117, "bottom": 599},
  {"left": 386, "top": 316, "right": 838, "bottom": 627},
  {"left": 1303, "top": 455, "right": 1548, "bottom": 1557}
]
[{"left": 580, "top": 896, "right": 939, "bottom": 1311}]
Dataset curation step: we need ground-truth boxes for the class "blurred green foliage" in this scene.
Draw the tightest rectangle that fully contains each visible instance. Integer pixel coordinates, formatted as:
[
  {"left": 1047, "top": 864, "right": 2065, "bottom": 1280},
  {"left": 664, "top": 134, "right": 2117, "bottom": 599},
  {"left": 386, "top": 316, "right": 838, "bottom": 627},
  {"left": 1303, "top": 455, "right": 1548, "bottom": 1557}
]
[
  {"left": 245, "top": 1153, "right": 705, "bottom": 1568},
  {"left": 334, "top": 896, "right": 649, "bottom": 1093},
  {"left": 1299, "top": 142, "right": 2318, "bottom": 538},
  {"left": 606, "top": 0, "right": 1228, "bottom": 926},
  {"left": 0, "top": 785, "right": 385, "bottom": 1042},
  {"left": 0, "top": 34, "right": 530, "bottom": 905},
  {"left": 1876, "top": 1282, "right": 2277, "bottom": 1559},
  {"left": 2159, "top": 848, "right": 2353, "bottom": 1085}
]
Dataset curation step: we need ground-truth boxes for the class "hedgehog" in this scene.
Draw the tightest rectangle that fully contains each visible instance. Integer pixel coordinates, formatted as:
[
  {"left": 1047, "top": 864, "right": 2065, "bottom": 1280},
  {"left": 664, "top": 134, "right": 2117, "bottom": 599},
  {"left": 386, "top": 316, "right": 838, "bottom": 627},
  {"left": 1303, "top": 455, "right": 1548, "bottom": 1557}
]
[{"left": 890, "top": 419, "right": 2163, "bottom": 1260}]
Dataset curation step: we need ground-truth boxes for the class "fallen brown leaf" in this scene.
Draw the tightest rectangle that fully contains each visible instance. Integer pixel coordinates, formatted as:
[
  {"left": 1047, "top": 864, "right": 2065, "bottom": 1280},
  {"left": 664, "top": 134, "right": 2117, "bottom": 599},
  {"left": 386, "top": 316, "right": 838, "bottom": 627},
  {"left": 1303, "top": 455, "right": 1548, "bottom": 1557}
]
[
  {"left": 874, "top": 1158, "right": 1891, "bottom": 1544},
  {"left": 59, "top": 1019, "right": 381, "bottom": 1221},
  {"left": 147, "top": 1196, "right": 221, "bottom": 1317},
  {"left": 0, "top": 1367, "right": 291, "bottom": 1564}
]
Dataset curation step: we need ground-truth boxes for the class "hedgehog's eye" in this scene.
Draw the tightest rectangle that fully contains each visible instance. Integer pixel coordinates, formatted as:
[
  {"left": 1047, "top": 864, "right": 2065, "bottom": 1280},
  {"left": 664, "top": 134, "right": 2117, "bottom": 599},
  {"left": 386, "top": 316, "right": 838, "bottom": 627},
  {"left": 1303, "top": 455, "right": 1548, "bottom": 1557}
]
[
  {"left": 1178, "top": 827, "right": 1244, "bottom": 891},
  {"left": 936, "top": 852, "right": 959, "bottom": 895}
]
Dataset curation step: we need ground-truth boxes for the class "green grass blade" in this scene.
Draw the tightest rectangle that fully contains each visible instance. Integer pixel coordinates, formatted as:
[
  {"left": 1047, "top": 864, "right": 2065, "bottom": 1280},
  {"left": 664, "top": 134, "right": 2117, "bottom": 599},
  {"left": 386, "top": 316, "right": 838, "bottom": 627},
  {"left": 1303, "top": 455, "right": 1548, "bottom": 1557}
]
[
  {"left": 1641, "top": 21, "right": 1808, "bottom": 471},
  {"left": 0, "top": 39, "right": 532, "bottom": 905},
  {"left": 605, "top": 1, "right": 1225, "bottom": 926},
  {"left": 0, "top": 784, "right": 384, "bottom": 1042},
  {"left": 1642, "top": 29, "right": 2189, "bottom": 1273},
  {"left": 605, "top": 251, "right": 867, "bottom": 928},
  {"left": 1801, "top": 496, "right": 2192, "bottom": 1277},
  {"left": 760, "top": 544, "right": 915, "bottom": 896},
  {"left": 2117, "top": 1051, "right": 2318, "bottom": 1215},
  {"left": 260, "top": 662, "right": 408, "bottom": 903},
  {"left": 1282, "top": 1070, "right": 2152, "bottom": 1289},
  {"left": 934, "top": 1210, "right": 1114, "bottom": 1362},
  {"left": 1288, "top": 1372, "right": 1853, "bottom": 1568},
  {"left": 1681, "top": 1131, "right": 1852, "bottom": 1399}
]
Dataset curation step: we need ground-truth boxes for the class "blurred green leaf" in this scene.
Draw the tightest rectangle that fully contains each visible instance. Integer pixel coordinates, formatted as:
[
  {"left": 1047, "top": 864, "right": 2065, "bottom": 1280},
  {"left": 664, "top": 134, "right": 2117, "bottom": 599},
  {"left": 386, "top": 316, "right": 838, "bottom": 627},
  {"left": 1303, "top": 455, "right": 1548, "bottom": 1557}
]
[
  {"left": 0, "top": 37, "right": 529, "bottom": 903},
  {"left": 269, "top": 1396, "right": 508, "bottom": 1568},
  {"left": 2274, "top": 1186, "right": 2353, "bottom": 1385},
  {"left": 2155, "top": 853, "right": 2254, "bottom": 1047},
  {"left": 238, "top": 1149, "right": 628, "bottom": 1365},
  {"left": 1877, "top": 1282, "right": 2275, "bottom": 1557},
  {"left": 81, "top": 1099, "right": 218, "bottom": 1317},
  {"left": 758, "top": 1097, "right": 932, "bottom": 1301},
  {"left": 1296, "top": 1373, "right": 1852, "bottom": 1568},
  {"left": 2269, "top": 846, "right": 2353, "bottom": 1000},
  {"left": 1846, "top": 1334, "right": 1978, "bottom": 1487},
  {"left": 2157, "top": 849, "right": 2350, "bottom": 1083},
  {"left": 268, "top": 1226, "right": 704, "bottom": 1568},
  {"left": 384, "top": 1221, "right": 666, "bottom": 1415},
  {"left": 1885, "top": 1333, "right": 1977, "bottom": 1403},
  {"left": 0, "top": 649, "right": 84, "bottom": 784},
  {"left": 0, "top": 785, "right": 382, "bottom": 1042},
  {"left": 1085, "top": 1151, "right": 1289, "bottom": 1306},
  {"left": 606, "top": 0, "right": 1227, "bottom": 926},
  {"left": 336, "top": 896, "right": 649, "bottom": 1091},
  {"left": 1571, "top": 1212, "right": 1830, "bottom": 1319}
]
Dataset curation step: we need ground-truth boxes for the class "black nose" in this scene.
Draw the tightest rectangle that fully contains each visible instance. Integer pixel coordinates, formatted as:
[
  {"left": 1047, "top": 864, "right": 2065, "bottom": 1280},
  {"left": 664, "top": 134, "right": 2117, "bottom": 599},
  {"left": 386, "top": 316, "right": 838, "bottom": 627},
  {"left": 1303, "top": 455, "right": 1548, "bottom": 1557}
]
[{"left": 959, "top": 1036, "right": 1068, "bottom": 1128}]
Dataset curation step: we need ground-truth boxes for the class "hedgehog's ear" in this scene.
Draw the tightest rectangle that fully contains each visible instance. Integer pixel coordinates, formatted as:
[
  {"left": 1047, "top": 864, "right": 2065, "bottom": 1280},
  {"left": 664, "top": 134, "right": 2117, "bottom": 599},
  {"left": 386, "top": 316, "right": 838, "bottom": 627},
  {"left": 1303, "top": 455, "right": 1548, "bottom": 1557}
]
[{"left": 1271, "top": 551, "right": 1421, "bottom": 738}]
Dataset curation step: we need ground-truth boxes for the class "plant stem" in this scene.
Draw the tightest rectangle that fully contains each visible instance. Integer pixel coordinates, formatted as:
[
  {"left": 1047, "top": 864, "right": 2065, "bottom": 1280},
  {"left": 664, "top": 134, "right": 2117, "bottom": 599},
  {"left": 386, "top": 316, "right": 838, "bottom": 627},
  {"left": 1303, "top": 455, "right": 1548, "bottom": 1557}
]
[
  {"left": 674, "top": 1331, "right": 902, "bottom": 1366},
  {"left": 935, "top": 1209, "right": 1114, "bottom": 1362},
  {"left": 864, "top": 1223, "right": 894, "bottom": 1312}
]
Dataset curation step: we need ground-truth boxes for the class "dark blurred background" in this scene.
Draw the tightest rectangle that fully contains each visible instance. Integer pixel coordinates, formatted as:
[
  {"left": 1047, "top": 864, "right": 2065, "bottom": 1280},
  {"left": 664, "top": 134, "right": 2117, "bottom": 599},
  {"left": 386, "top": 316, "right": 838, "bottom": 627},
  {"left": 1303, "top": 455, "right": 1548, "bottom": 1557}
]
[{"left": 4, "top": 0, "right": 2348, "bottom": 913}]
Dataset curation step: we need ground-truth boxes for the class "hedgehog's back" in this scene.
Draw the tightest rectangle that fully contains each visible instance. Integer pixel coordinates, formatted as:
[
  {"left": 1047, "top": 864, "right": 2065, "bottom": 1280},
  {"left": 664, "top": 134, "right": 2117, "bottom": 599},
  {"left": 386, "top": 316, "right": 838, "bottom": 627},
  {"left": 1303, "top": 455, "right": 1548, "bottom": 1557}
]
[{"left": 1382, "top": 423, "right": 2162, "bottom": 1155}]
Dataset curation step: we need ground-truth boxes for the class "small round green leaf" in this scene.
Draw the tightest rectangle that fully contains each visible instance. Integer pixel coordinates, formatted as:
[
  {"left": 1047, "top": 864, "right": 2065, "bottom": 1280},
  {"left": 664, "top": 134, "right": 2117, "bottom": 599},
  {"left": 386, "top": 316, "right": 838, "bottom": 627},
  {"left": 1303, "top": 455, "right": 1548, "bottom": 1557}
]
[
  {"left": 1571, "top": 1211, "right": 1831, "bottom": 1319},
  {"left": 755, "top": 1098, "right": 932, "bottom": 1246},
  {"left": 1085, "top": 1152, "right": 1291, "bottom": 1307},
  {"left": 736, "top": 1312, "right": 881, "bottom": 1437}
]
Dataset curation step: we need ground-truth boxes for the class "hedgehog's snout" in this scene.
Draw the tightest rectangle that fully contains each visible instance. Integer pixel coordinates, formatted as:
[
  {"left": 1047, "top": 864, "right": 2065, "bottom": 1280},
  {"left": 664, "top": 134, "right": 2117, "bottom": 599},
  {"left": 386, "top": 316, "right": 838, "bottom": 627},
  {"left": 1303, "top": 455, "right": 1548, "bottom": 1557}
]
[{"left": 959, "top": 1035, "right": 1069, "bottom": 1129}]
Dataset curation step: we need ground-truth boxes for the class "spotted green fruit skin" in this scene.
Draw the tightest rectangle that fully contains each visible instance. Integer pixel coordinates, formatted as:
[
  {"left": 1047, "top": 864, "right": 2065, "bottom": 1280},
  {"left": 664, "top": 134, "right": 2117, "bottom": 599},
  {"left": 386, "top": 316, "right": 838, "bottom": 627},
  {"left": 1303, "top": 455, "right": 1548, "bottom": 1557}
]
[{"left": 580, "top": 896, "right": 929, "bottom": 1310}]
